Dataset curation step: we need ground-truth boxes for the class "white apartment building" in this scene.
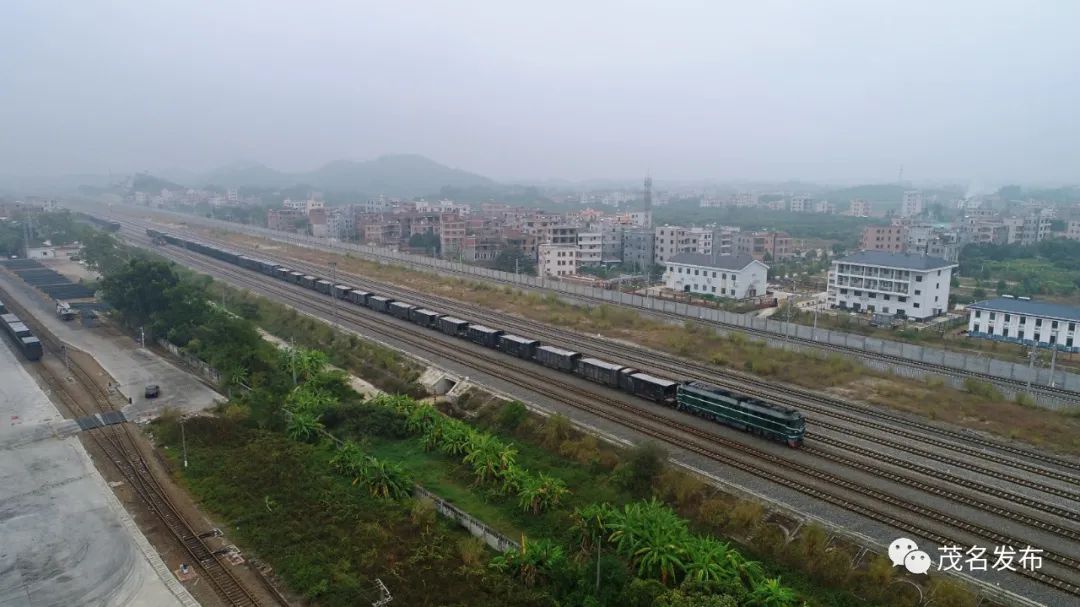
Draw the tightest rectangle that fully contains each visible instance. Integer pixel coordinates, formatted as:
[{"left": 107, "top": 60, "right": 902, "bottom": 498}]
[
  {"left": 577, "top": 232, "right": 603, "bottom": 266},
  {"left": 284, "top": 198, "right": 325, "bottom": 213},
  {"left": 966, "top": 297, "right": 1080, "bottom": 352},
  {"left": 1064, "top": 220, "right": 1080, "bottom": 241},
  {"left": 813, "top": 200, "right": 835, "bottom": 214},
  {"left": 654, "top": 226, "right": 715, "bottom": 266},
  {"left": 789, "top": 195, "right": 814, "bottom": 213},
  {"left": 901, "top": 191, "right": 924, "bottom": 218},
  {"left": 538, "top": 243, "right": 578, "bottom": 278},
  {"left": 663, "top": 253, "right": 768, "bottom": 299},
  {"left": 326, "top": 208, "right": 355, "bottom": 241},
  {"left": 848, "top": 199, "right": 871, "bottom": 217},
  {"left": 828, "top": 251, "right": 956, "bottom": 320}
]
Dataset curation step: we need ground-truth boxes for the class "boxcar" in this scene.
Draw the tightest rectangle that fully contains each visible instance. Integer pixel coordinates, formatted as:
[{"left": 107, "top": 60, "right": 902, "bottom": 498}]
[
  {"left": 0, "top": 300, "right": 6, "bottom": 314},
  {"left": 627, "top": 373, "right": 678, "bottom": 404},
  {"left": 21, "top": 336, "right": 43, "bottom": 361},
  {"left": 275, "top": 267, "right": 291, "bottom": 280},
  {"left": 410, "top": 308, "right": 443, "bottom": 328},
  {"left": 349, "top": 290, "right": 372, "bottom": 306},
  {"left": 676, "top": 381, "right": 804, "bottom": 447},
  {"left": 467, "top": 325, "right": 504, "bottom": 348},
  {"left": 389, "top": 301, "right": 416, "bottom": 320},
  {"left": 367, "top": 295, "right": 393, "bottom": 313},
  {"left": 576, "top": 357, "right": 627, "bottom": 388},
  {"left": 333, "top": 284, "right": 353, "bottom": 299},
  {"left": 498, "top": 334, "right": 539, "bottom": 359},
  {"left": 437, "top": 316, "right": 469, "bottom": 337},
  {"left": 315, "top": 279, "right": 332, "bottom": 294},
  {"left": 289, "top": 271, "right": 304, "bottom": 284},
  {"left": 535, "top": 346, "right": 581, "bottom": 372},
  {"left": 301, "top": 275, "right": 317, "bottom": 288}
]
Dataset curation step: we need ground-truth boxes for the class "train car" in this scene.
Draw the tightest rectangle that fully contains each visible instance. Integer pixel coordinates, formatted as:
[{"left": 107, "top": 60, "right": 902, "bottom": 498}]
[
  {"left": 467, "top": 325, "right": 504, "bottom": 348},
  {"left": 437, "top": 316, "right": 469, "bottom": 337},
  {"left": 535, "top": 345, "right": 581, "bottom": 372},
  {"left": 625, "top": 372, "right": 678, "bottom": 404},
  {"left": 259, "top": 261, "right": 280, "bottom": 275},
  {"left": 676, "top": 382, "right": 805, "bottom": 447},
  {"left": 301, "top": 275, "right": 317, "bottom": 289},
  {"left": 389, "top": 301, "right": 416, "bottom": 320},
  {"left": 410, "top": 308, "right": 443, "bottom": 328},
  {"left": 20, "top": 336, "right": 43, "bottom": 360},
  {"left": 315, "top": 279, "right": 333, "bottom": 294},
  {"left": 0, "top": 300, "right": 6, "bottom": 314},
  {"left": 576, "top": 357, "right": 628, "bottom": 388},
  {"left": 349, "top": 290, "right": 372, "bottom": 306},
  {"left": 289, "top": 271, "right": 305, "bottom": 284},
  {"left": 367, "top": 295, "right": 393, "bottom": 313},
  {"left": 275, "top": 267, "right": 291, "bottom": 280},
  {"left": 332, "top": 284, "right": 353, "bottom": 299},
  {"left": 498, "top": 334, "right": 539, "bottom": 360}
]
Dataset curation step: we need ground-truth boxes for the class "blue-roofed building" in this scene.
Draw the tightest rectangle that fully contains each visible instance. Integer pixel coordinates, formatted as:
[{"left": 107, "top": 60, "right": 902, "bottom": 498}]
[
  {"left": 828, "top": 251, "right": 957, "bottom": 320},
  {"left": 966, "top": 297, "right": 1080, "bottom": 352}
]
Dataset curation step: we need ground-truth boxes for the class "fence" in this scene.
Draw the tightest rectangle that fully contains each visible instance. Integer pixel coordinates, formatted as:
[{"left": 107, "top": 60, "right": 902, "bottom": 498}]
[
  {"left": 413, "top": 485, "right": 519, "bottom": 553},
  {"left": 136, "top": 208, "right": 1080, "bottom": 404},
  {"left": 156, "top": 338, "right": 222, "bottom": 385}
]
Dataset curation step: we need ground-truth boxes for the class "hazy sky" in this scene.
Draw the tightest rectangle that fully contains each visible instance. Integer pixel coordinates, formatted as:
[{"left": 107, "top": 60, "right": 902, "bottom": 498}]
[{"left": 2, "top": 1, "right": 1078, "bottom": 184}]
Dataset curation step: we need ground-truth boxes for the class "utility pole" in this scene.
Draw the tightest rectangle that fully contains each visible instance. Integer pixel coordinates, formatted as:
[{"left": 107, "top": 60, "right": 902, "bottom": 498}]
[
  {"left": 181, "top": 418, "right": 188, "bottom": 468},
  {"left": 290, "top": 337, "right": 298, "bottom": 386},
  {"left": 329, "top": 261, "right": 339, "bottom": 327},
  {"left": 1026, "top": 348, "right": 1037, "bottom": 394},
  {"left": 1050, "top": 329, "right": 1059, "bottom": 387},
  {"left": 140, "top": 326, "right": 145, "bottom": 348}
]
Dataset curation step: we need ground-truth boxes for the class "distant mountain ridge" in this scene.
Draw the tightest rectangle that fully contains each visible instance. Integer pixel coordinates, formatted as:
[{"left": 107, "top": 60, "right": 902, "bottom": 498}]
[{"left": 191, "top": 154, "right": 496, "bottom": 198}]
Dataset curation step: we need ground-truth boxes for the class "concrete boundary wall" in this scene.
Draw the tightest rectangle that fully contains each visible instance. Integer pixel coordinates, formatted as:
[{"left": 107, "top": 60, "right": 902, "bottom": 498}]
[
  {"left": 413, "top": 485, "right": 519, "bottom": 553},
  {"left": 128, "top": 208, "right": 1080, "bottom": 405}
]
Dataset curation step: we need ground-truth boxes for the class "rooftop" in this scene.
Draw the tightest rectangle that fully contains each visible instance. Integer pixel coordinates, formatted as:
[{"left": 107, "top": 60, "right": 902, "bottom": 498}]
[
  {"left": 967, "top": 298, "right": 1080, "bottom": 323},
  {"left": 667, "top": 253, "right": 760, "bottom": 270},
  {"left": 838, "top": 250, "right": 956, "bottom": 270}
]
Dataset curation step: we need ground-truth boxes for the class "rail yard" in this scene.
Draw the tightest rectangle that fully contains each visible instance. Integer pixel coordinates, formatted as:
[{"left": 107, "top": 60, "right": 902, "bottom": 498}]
[{"left": 109, "top": 214, "right": 1080, "bottom": 605}]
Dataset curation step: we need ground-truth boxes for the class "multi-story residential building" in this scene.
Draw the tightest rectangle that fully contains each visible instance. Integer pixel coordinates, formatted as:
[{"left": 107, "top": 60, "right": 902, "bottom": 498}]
[
  {"left": 440, "top": 213, "right": 466, "bottom": 258},
  {"left": 960, "top": 217, "right": 1010, "bottom": 245},
  {"left": 461, "top": 235, "right": 501, "bottom": 263},
  {"left": 860, "top": 224, "right": 908, "bottom": 252},
  {"left": 416, "top": 199, "right": 472, "bottom": 215},
  {"left": 1064, "top": 220, "right": 1080, "bottom": 241},
  {"left": 598, "top": 221, "right": 625, "bottom": 262},
  {"left": 813, "top": 200, "right": 835, "bottom": 214},
  {"left": 577, "top": 232, "right": 603, "bottom": 266},
  {"left": 827, "top": 251, "right": 956, "bottom": 320},
  {"left": 654, "top": 226, "right": 716, "bottom": 266},
  {"left": 538, "top": 244, "right": 578, "bottom": 278},
  {"left": 325, "top": 207, "right": 356, "bottom": 241},
  {"left": 789, "top": 195, "right": 814, "bottom": 213},
  {"left": 622, "top": 229, "right": 656, "bottom": 272},
  {"left": 284, "top": 198, "right": 325, "bottom": 213},
  {"left": 1011, "top": 209, "right": 1053, "bottom": 245},
  {"left": 663, "top": 253, "right": 768, "bottom": 299},
  {"left": 714, "top": 226, "right": 738, "bottom": 256},
  {"left": 545, "top": 225, "right": 579, "bottom": 246},
  {"left": 267, "top": 208, "right": 306, "bottom": 232},
  {"left": 501, "top": 230, "right": 538, "bottom": 260},
  {"left": 966, "top": 297, "right": 1080, "bottom": 352},
  {"left": 308, "top": 208, "right": 328, "bottom": 238},
  {"left": 732, "top": 192, "right": 758, "bottom": 208},
  {"left": 901, "top": 191, "right": 924, "bottom": 217},
  {"left": 360, "top": 221, "right": 403, "bottom": 245},
  {"left": 734, "top": 231, "right": 792, "bottom": 261},
  {"left": 848, "top": 199, "right": 871, "bottom": 217}
]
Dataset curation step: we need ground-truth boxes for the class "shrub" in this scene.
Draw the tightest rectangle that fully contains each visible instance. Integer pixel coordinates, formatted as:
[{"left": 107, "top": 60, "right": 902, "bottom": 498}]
[
  {"left": 496, "top": 401, "right": 528, "bottom": 431},
  {"left": 612, "top": 441, "right": 668, "bottom": 496},
  {"left": 963, "top": 378, "right": 1003, "bottom": 401}
]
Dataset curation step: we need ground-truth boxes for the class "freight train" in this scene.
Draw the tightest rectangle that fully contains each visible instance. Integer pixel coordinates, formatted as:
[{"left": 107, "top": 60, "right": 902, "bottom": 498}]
[
  {"left": 74, "top": 211, "right": 122, "bottom": 232},
  {"left": 0, "top": 301, "right": 44, "bottom": 361},
  {"left": 148, "top": 229, "right": 806, "bottom": 447}
]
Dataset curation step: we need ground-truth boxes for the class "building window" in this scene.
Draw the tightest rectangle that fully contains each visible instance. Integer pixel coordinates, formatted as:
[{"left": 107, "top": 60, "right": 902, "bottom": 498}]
[
  {"left": 868, "top": 293, "right": 876, "bottom": 299},
  {"left": 915, "top": 290, "right": 921, "bottom": 296},
  {"left": 854, "top": 290, "right": 862, "bottom": 296},
  {"left": 914, "top": 303, "right": 921, "bottom": 308},
  {"left": 975, "top": 310, "right": 981, "bottom": 318},
  {"left": 712, "top": 272, "right": 717, "bottom": 277},
  {"left": 712, "top": 286, "right": 716, "bottom": 293},
  {"left": 1071, "top": 322, "right": 1076, "bottom": 332},
  {"left": 1069, "top": 337, "right": 1075, "bottom": 348},
  {"left": 1005, "top": 314, "right": 1011, "bottom": 322},
  {"left": 1052, "top": 320, "right": 1059, "bottom": 329},
  {"left": 899, "top": 297, "right": 907, "bottom": 303},
  {"left": 935, "top": 296, "right": 939, "bottom": 302},
  {"left": 1036, "top": 318, "right": 1042, "bottom": 327},
  {"left": 916, "top": 276, "right": 923, "bottom": 282},
  {"left": 1034, "top": 333, "right": 1041, "bottom": 342},
  {"left": 1020, "top": 316, "right": 1026, "bottom": 325},
  {"left": 1050, "top": 334, "right": 1057, "bottom": 344},
  {"left": 840, "top": 289, "right": 848, "bottom": 295},
  {"left": 973, "top": 323, "right": 981, "bottom": 333},
  {"left": 990, "top": 312, "right": 996, "bottom": 320},
  {"left": 883, "top": 307, "right": 889, "bottom": 313},
  {"left": 884, "top": 295, "right": 890, "bottom": 301}
]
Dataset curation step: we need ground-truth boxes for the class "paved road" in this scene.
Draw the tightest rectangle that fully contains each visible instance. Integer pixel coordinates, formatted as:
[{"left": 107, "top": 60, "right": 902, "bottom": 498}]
[{"left": 0, "top": 340, "right": 193, "bottom": 607}]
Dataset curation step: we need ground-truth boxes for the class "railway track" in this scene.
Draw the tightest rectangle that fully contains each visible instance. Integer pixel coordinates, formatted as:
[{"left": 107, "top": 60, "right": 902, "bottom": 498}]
[
  {"left": 104, "top": 206, "right": 1080, "bottom": 404},
  {"left": 149, "top": 242, "right": 1080, "bottom": 599},
  {"left": 0, "top": 282, "right": 274, "bottom": 607},
  {"left": 131, "top": 222, "right": 1080, "bottom": 492}
]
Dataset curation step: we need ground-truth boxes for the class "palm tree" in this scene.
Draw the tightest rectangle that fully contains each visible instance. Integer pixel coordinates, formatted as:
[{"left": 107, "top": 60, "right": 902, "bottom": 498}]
[
  {"left": 330, "top": 440, "right": 367, "bottom": 479},
  {"left": 287, "top": 385, "right": 336, "bottom": 415},
  {"left": 607, "top": 499, "right": 690, "bottom": 585},
  {"left": 746, "top": 577, "right": 797, "bottom": 607},
  {"left": 437, "top": 420, "right": 474, "bottom": 456},
  {"left": 404, "top": 403, "right": 439, "bottom": 435},
  {"left": 286, "top": 411, "right": 324, "bottom": 442},
  {"left": 463, "top": 434, "right": 514, "bottom": 485},
  {"left": 489, "top": 538, "right": 566, "bottom": 588},
  {"left": 631, "top": 519, "right": 687, "bottom": 585}
]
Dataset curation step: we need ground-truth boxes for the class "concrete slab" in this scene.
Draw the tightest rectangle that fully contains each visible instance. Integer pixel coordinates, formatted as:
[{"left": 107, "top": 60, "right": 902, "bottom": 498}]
[
  {"left": 0, "top": 270, "right": 224, "bottom": 418},
  {"left": 0, "top": 338, "right": 194, "bottom": 607}
]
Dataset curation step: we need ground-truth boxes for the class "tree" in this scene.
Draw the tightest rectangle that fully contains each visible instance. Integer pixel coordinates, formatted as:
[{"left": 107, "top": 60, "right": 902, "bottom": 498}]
[
  {"left": 463, "top": 433, "right": 516, "bottom": 485},
  {"left": 100, "top": 259, "right": 183, "bottom": 331},
  {"left": 493, "top": 247, "right": 535, "bottom": 275},
  {"left": 489, "top": 538, "right": 567, "bottom": 588},
  {"left": 683, "top": 537, "right": 738, "bottom": 586},
  {"left": 614, "top": 441, "right": 668, "bottom": 495},
  {"left": 408, "top": 231, "right": 441, "bottom": 254},
  {"left": 746, "top": 577, "right": 797, "bottom": 607},
  {"left": 516, "top": 472, "right": 570, "bottom": 514},
  {"left": 357, "top": 456, "right": 412, "bottom": 499},
  {"left": 995, "top": 279, "right": 1008, "bottom": 295},
  {"left": 286, "top": 411, "right": 324, "bottom": 442}
]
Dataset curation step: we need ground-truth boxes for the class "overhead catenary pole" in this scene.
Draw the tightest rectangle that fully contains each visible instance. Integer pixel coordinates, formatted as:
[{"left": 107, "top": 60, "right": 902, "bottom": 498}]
[
  {"left": 329, "top": 261, "right": 339, "bottom": 327},
  {"left": 1050, "top": 328, "right": 1059, "bottom": 387}
]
